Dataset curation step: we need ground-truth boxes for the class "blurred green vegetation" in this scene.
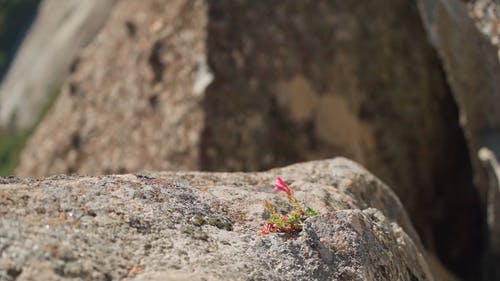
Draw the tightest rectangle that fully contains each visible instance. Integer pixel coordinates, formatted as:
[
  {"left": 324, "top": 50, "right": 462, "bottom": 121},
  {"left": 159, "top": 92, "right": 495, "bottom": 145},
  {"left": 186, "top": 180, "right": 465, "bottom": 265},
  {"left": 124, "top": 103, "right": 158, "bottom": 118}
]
[
  {"left": 0, "top": 131, "right": 29, "bottom": 175},
  {"left": 0, "top": 85, "right": 60, "bottom": 176},
  {"left": 0, "top": 0, "right": 39, "bottom": 72}
]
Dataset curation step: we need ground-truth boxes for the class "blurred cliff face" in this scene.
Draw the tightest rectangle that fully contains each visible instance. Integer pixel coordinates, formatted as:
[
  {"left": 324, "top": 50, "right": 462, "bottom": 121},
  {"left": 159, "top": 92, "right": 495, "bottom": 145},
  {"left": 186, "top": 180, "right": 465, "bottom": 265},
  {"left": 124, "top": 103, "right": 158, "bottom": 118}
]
[{"left": 1, "top": 0, "right": 499, "bottom": 280}]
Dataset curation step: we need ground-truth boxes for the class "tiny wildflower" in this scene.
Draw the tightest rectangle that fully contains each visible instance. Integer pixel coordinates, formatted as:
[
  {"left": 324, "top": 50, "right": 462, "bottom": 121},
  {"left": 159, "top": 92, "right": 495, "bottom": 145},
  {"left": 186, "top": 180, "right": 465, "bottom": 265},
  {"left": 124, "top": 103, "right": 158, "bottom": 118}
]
[
  {"left": 274, "top": 176, "right": 292, "bottom": 196},
  {"left": 258, "top": 176, "right": 318, "bottom": 236}
]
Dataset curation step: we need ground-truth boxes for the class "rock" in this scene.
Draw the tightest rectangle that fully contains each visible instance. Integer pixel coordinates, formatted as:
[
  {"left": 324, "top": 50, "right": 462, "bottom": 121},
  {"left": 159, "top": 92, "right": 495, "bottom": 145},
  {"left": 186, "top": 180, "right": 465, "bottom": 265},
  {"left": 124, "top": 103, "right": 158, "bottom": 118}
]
[
  {"left": 0, "top": 0, "right": 116, "bottom": 132},
  {"left": 17, "top": 0, "right": 207, "bottom": 175},
  {"left": 0, "top": 158, "right": 439, "bottom": 281},
  {"left": 417, "top": 0, "right": 500, "bottom": 194},
  {"left": 478, "top": 148, "right": 500, "bottom": 280},
  {"left": 468, "top": 0, "right": 500, "bottom": 57},
  {"left": 418, "top": 1, "right": 500, "bottom": 279},
  {"left": 14, "top": 2, "right": 484, "bottom": 277},
  {"left": 418, "top": 0, "right": 500, "bottom": 147}
]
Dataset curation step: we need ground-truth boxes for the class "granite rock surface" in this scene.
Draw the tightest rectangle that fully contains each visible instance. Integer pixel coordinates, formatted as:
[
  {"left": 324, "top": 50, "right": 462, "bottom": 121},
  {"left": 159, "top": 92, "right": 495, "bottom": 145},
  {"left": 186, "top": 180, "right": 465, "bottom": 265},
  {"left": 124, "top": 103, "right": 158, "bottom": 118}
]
[{"left": 0, "top": 158, "right": 438, "bottom": 281}]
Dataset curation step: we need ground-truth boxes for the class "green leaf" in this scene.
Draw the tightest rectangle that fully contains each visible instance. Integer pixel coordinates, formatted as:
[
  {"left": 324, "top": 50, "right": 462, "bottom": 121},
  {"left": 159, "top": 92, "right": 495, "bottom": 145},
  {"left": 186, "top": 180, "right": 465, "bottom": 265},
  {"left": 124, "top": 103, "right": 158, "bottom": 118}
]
[
  {"left": 286, "top": 216, "right": 300, "bottom": 225},
  {"left": 305, "top": 207, "right": 318, "bottom": 217}
]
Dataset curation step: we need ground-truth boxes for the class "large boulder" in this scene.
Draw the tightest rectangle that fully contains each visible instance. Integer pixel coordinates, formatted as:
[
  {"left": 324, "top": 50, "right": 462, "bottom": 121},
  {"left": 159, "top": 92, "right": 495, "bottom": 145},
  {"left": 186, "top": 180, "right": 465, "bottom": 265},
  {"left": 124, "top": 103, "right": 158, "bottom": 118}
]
[
  {"left": 417, "top": 1, "right": 500, "bottom": 279},
  {"left": 0, "top": 0, "right": 116, "bottom": 132},
  {"left": 418, "top": 0, "right": 500, "bottom": 156},
  {"left": 1, "top": 158, "right": 441, "bottom": 281},
  {"left": 16, "top": 0, "right": 484, "bottom": 278},
  {"left": 418, "top": 0, "right": 500, "bottom": 193}
]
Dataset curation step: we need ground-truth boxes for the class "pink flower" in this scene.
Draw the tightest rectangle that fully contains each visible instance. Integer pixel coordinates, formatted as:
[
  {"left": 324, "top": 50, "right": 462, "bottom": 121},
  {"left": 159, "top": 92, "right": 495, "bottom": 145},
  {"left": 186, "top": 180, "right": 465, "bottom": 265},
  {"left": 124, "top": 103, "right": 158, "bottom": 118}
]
[
  {"left": 257, "top": 221, "right": 275, "bottom": 236},
  {"left": 274, "top": 176, "right": 292, "bottom": 196},
  {"left": 263, "top": 222, "right": 274, "bottom": 231}
]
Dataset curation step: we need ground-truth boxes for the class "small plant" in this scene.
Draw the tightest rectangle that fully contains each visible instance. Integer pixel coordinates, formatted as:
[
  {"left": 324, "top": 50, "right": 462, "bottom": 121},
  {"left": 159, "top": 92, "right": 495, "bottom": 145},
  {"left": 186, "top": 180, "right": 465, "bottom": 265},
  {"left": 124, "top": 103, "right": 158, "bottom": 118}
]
[{"left": 257, "top": 176, "right": 318, "bottom": 236}]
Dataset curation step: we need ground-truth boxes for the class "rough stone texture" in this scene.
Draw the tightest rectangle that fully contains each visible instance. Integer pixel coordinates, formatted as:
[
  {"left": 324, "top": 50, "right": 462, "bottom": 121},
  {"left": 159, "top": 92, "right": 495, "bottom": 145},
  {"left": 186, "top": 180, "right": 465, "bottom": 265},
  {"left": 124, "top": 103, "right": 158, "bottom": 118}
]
[
  {"left": 0, "top": 0, "right": 116, "bottom": 132},
  {"left": 1, "top": 158, "right": 439, "bottom": 281},
  {"left": 468, "top": 0, "right": 500, "bottom": 57},
  {"left": 418, "top": 1, "right": 500, "bottom": 278},
  {"left": 16, "top": 0, "right": 484, "bottom": 279}
]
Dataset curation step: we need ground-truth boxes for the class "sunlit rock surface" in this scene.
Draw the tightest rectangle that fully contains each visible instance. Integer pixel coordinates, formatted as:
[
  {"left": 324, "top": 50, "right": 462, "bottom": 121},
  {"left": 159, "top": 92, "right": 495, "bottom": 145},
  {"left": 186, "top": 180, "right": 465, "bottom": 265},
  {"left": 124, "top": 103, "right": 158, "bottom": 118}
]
[{"left": 1, "top": 158, "right": 441, "bottom": 281}]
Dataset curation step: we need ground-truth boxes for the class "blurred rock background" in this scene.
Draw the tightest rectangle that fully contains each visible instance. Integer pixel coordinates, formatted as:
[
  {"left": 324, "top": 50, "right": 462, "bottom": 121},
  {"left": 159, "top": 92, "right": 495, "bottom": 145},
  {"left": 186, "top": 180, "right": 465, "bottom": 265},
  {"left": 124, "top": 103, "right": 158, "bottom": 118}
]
[
  {"left": 0, "top": 0, "right": 39, "bottom": 175},
  {"left": 0, "top": 0, "right": 115, "bottom": 175},
  {"left": 0, "top": 0, "right": 499, "bottom": 280}
]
